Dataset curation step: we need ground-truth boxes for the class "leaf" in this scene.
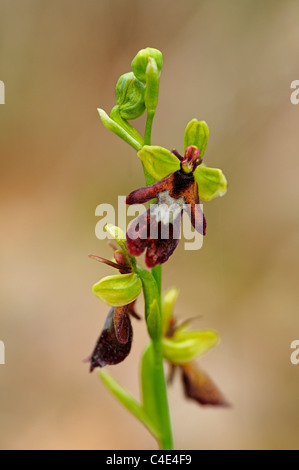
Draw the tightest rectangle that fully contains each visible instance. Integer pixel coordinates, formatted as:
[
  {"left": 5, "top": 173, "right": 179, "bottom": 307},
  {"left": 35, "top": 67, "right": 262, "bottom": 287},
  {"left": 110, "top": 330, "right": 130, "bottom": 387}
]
[
  {"left": 138, "top": 146, "right": 180, "bottom": 181},
  {"left": 99, "top": 370, "right": 160, "bottom": 440},
  {"left": 194, "top": 166, "right": 227, "bottom": 202}
]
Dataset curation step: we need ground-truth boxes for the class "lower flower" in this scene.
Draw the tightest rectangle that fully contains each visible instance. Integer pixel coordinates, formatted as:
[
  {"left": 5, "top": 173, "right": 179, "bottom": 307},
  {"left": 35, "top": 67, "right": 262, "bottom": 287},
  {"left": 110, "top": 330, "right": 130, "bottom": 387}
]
[{"left": 162, "top": 287, "right": 230, "bottom": 407}]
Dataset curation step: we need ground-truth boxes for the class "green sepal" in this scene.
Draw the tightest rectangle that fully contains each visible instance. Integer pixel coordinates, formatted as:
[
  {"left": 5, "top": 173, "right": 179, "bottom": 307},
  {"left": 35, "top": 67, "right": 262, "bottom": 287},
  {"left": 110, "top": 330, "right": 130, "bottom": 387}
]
[
  {"left": 184, "top": 119, "right": 209, "bottom": 157},
  {"left": 161, "top": 287, "right": 180, "bottom": 336},
  {"left": 194, "top": 166, "right": 227, "bottom": 202},
  {"left": 97, "top": 108, "right": 142, "bottom": 151},
  {"left": 162, "top": 329, "right": 219, "bottom": 364},
  {"left": 92, "top": 273, "right": 142, "bottom": 307},
  {"left": 138, "top": 146, "right": 180, "bottom": 181}
]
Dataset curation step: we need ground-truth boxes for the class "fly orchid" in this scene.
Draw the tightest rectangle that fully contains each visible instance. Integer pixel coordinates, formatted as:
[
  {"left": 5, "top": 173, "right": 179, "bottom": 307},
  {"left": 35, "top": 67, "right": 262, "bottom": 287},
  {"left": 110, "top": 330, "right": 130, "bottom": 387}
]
[{"left": 126, "top": 120, "right": 227, "bottom": 267}]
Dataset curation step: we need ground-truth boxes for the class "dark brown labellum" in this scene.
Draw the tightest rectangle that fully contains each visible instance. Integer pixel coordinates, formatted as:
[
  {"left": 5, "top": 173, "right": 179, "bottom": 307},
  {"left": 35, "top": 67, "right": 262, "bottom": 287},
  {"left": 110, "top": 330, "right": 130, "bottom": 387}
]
[
  {"left": 89, "top": 307, "right": 133, "bottom": 371},
  {"left": 181, "top": 363, "right": 230, "bottom": 407}
]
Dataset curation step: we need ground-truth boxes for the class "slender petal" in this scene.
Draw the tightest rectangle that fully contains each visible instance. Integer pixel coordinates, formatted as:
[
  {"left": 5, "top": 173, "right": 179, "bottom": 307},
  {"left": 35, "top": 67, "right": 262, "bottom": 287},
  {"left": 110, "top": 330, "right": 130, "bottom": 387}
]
[{"left": 126, "top": 176, "right": 173, "bottom": 205}]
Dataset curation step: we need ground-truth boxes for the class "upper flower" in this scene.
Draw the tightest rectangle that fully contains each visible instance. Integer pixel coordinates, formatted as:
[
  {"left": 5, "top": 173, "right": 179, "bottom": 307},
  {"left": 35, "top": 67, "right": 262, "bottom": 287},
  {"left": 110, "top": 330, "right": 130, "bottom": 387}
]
[{"left": 126, "top": 120, "right": 227, "bottom": 267}]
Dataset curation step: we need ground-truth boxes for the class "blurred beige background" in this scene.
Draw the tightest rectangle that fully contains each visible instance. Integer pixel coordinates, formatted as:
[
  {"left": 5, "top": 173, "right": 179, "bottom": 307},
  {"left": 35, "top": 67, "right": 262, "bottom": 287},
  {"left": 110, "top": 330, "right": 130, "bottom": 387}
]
[{"left": 0, "top": 0, "right": 299, "bottom": 450}]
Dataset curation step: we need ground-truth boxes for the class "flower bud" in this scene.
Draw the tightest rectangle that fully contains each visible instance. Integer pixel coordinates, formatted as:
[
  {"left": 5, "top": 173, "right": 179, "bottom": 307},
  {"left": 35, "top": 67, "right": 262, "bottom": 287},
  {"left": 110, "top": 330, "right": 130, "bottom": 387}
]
[
  {"left": 92, "top": 273, "right": 142, "bottom": 307},
  {"left": 184, "top": 119, "right": 209, "bottom": 157},
  {"left": 131, "top": 47, "right": 163, "bottom": 83},
  {"left": 116, "top": 72, "right": 146, "bottom": 120}
]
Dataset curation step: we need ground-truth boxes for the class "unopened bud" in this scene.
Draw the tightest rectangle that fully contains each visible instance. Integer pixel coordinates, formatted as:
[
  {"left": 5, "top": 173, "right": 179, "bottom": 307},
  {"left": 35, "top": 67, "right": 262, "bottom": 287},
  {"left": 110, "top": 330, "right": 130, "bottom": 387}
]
[
  {"left": 116, "top": 72, "right": 146, "bottom": 120},
  {"left": 131, "top": 47, "right": 163, "bottom": 83}
]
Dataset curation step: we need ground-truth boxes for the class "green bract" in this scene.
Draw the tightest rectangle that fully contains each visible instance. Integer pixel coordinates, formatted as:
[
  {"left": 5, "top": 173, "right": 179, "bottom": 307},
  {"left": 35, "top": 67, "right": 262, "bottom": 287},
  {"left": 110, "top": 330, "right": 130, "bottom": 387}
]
[
  {"left": 131, "top": 48, "right": 163, "bottom": 83},
  {"left": 97, "top": 108, "right": 142, "bottom": 151},
  {"left": 144, "top": 57, "right": 160, "bottom": 113},
  {"left": 116, "top": 72, "right": 146, "bottom": 120},
  {"left": 105, "top": 224, "right": 132, "bottom": 267},
  {"left": 92, "top": 273, "right": 142, "bottom": 307},
  {"left": 162, "top": 329, "right": 219, "bottom": 364},
  {"left": 105, "top": 224, "right": 126, "bottom": 247},
  {"left": 184, "top": 119, "right": 209, "bottom": 157},
  {"left": 162, "top": 287, "right": 180, "bottom": 336},
  {"left": 110, "top": 106, "right": 144, "bottom": 147},
  {"left": 138, "top": 146, "right": 180, "bottom": 180},
  {"left": 194, "top": 166, "right": 227, "bottom": 201}
]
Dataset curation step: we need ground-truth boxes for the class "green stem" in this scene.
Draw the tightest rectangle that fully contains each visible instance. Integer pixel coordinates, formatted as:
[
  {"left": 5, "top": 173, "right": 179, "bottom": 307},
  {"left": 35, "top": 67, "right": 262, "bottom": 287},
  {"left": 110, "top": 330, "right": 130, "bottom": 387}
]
[
  {"left": 152, "top": 265, "right": 162, "bottom": 296},
  {"left": 141, "top": 110, "right": 173, "bottom": 450},
  {"left": 144, "top": 111, "right": 155, "bottom": 146},
  {"left": 151, "top": 340, "right": 173, "bottom": 449}
]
